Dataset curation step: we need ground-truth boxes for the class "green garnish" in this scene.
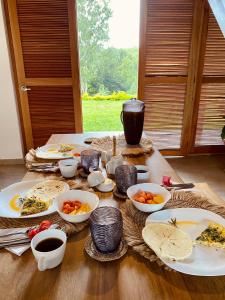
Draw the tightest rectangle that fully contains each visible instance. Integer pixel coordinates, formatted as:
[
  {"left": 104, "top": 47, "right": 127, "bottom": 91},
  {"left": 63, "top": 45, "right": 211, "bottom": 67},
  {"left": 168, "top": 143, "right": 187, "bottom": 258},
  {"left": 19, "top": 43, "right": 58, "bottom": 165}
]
[{"left": 168, "top": 218, "right": 177, "bottom": 227}]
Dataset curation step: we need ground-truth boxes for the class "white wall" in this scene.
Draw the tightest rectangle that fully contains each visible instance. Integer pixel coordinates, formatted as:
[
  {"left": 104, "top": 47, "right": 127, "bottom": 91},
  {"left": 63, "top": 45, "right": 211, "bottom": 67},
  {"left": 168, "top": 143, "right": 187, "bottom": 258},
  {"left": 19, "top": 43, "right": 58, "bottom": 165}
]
[{"left": 0, "top": 2, "right": 23, "bottom": 159}]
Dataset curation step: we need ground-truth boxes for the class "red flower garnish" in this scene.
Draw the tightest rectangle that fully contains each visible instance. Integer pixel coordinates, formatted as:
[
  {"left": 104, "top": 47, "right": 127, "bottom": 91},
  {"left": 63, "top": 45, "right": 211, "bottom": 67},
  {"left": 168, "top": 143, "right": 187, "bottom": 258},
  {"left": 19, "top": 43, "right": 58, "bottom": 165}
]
[
  {"left": 28, "top": 220, "right": 52, "bottom": 240},
  {"left": 162, "top": 176, "right": 172, "bottom": 187}
]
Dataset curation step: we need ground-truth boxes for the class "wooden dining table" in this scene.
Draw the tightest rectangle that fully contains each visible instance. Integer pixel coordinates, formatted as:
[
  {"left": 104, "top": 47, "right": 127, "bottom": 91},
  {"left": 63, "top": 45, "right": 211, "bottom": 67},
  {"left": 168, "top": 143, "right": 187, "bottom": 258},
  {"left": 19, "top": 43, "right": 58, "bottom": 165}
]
[{"left": 1, "top": 132, "right": 225, "bottom": 300}]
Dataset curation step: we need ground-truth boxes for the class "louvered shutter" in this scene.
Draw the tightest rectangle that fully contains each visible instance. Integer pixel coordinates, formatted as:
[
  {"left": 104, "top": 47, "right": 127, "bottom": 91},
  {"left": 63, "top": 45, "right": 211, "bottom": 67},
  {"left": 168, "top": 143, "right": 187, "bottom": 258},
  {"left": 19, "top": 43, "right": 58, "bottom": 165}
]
[
  {"left": 139, "top": 0, "right": 193, "bottom": 151},
  {"left": 195, "top": 11, "right": 225, "bottom": 146},
  {"left": 4, "top": 0, "right": 82, "bottom": 149}
]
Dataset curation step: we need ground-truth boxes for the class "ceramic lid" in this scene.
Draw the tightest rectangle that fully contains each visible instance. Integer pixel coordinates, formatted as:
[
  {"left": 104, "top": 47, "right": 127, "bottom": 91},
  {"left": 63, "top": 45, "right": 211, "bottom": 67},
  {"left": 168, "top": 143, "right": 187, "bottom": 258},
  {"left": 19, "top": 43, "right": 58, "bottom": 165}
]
[{"left": 122, "top": 98, "right": 145, "bottom": 112}]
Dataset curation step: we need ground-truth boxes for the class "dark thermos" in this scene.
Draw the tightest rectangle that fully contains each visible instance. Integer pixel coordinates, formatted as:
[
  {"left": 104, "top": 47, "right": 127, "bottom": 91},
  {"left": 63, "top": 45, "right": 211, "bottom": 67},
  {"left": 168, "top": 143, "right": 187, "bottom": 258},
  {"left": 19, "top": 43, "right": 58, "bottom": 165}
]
[{"left": 120, "top": 98, "right": 145, "bottom": 145}]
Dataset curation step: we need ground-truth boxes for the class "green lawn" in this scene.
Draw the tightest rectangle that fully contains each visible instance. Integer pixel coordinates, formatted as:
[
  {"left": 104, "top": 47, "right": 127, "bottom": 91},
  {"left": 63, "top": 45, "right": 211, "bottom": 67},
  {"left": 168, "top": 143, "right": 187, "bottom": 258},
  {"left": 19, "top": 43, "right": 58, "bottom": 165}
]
[{"left": 82, "top": 100, "right": 124, "bottom": 131}]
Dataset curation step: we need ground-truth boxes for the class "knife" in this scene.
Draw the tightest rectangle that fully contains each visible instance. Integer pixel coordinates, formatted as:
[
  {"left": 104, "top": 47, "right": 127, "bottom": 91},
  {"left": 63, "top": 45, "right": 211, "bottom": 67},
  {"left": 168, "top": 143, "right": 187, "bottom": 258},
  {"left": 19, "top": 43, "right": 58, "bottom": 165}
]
[
  {"left": 170, "top": 183, "right": 195, "bottom": 188},
  {"left": 0, "top": 238, "right": 30, "bottom": 248}
]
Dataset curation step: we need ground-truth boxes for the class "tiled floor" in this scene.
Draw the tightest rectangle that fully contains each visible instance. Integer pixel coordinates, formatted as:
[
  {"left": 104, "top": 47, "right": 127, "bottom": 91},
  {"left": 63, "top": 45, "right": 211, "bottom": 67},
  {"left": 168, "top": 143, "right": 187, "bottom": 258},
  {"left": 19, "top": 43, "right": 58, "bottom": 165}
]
[
  {"left": 0, "top": 165, "right": 26, "bottom": 190},
  {"left": 168, "top": 155, "right": 225, "bottom": 201},
  {"left": 0, "top": 155, "right": 224, "bottom": 200}
]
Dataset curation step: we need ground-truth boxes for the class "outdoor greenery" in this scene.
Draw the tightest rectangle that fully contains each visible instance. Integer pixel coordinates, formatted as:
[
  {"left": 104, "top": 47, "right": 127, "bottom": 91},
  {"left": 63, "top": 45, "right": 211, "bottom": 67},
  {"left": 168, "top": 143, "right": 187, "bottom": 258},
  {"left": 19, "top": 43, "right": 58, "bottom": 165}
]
[
  {"left": 77, "top": 0, "right": 138, "bottom": 131},
  {"left": 82, "top": 100, "right": 123, "bottom": 131},
  {"left": 82, "top": 91, "right": 136, "bottom": 101},
  {"left": 77, "top": 0, "right": 138, "bottom": 96}
]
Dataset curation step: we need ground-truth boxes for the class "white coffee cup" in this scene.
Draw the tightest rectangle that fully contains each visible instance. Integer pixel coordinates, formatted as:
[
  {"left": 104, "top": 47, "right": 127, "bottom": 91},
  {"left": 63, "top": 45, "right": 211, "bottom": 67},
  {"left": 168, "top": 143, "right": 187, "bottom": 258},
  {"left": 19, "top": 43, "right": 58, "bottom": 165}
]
[
  {"left": 59, "top": 158, "right": 79, "bottom": 178},
  {"left": 31, "top": 229, "right": 67, "bottom": 271}
]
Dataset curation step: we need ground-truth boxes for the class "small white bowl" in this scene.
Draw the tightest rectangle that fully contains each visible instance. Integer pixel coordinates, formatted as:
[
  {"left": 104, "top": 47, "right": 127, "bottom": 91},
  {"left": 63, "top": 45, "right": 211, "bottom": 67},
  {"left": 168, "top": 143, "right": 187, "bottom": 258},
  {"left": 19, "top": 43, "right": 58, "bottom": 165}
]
[
  {"left": 56, "top": 190, "right": 99, "bottom": 223},
  {"left": 127, "top": 183, "right": 171, "bottom": 213},
  {"left": 96, "top": 178, "right": 115, "bottom": 192},
  {"left": 135, "top": 165, "right": 150, "bottom": 182}
]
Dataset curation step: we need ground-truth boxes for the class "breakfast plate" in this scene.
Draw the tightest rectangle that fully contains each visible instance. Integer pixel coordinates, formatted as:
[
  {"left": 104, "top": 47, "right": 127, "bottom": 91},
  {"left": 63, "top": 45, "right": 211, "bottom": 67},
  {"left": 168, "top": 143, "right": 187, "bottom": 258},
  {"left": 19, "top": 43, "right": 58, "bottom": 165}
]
[
  {"left": 35, "top": 143, "right": 85, "bottom": 159},
  {"left": 145, "top": 208, "right": 225, "bottom": 276},
  {"left": 0, "top": 180, "right": 69, "bottom": 218}
]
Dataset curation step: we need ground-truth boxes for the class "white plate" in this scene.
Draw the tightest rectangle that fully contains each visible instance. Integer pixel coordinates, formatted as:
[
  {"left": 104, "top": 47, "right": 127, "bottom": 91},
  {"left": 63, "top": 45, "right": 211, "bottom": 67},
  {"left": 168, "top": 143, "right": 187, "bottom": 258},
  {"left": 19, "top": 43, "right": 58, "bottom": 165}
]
[
  {"left": 0, "top": 180, "right": 69, "bottom": 218},
  {"left": 145, "top": 208, "right": 225, "bottom": 276},
  {"left": 36, "top": 144, "right": 84, "bottom": 159}
]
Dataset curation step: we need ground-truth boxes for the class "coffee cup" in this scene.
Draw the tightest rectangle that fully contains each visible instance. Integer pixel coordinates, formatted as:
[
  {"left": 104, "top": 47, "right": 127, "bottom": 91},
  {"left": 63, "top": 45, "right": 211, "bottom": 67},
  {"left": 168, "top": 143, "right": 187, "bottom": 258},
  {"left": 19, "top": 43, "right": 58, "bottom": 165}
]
[
  {"left": 59, "top": 158, "right": 79, "bottom": 178},
  {"left": 31, "top": 229, "right": 67, "bottom": 271}
]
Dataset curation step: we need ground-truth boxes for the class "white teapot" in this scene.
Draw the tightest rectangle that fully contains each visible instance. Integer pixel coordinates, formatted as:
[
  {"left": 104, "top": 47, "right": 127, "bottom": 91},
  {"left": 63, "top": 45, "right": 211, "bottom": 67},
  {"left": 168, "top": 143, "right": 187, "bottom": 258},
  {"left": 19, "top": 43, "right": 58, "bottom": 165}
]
[{"left": 106, "top": 155, "right": 124, "bottom": 176}]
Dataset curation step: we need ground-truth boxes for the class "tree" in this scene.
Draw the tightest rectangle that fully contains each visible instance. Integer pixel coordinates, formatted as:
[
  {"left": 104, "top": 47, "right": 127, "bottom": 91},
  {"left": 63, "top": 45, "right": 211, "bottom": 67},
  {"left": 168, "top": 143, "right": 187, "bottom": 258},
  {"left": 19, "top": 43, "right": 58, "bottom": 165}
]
[
  {"left": 77, "top": 0, "right": 112, "bottom": 93},
  {"left": 88, "top": 47, "right": 138, "bottom": 94}
]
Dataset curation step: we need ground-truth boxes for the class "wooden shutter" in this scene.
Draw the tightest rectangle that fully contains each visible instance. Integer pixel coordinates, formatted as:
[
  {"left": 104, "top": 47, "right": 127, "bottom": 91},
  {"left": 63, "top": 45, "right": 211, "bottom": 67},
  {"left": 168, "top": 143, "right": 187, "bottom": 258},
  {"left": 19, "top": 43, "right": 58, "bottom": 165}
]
[
  {"left": 194, "top": 10, "right": 225, "bottom": 148},
  {"left": 138, "top": 0, "right": 193, "bottom": 153},
  {"left": 4, "top": 0, "right": 82, "bottom": 150},
  {"left": 139, "top": 0, "right": 225, "bottom": 155}
]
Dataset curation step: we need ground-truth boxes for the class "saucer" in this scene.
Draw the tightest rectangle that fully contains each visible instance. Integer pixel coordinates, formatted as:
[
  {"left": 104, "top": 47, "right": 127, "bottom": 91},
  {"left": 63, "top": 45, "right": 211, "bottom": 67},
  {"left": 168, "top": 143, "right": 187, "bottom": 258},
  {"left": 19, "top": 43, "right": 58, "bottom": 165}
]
[{"left": 84, "top": 235, "right": 128, "bottom": 262}]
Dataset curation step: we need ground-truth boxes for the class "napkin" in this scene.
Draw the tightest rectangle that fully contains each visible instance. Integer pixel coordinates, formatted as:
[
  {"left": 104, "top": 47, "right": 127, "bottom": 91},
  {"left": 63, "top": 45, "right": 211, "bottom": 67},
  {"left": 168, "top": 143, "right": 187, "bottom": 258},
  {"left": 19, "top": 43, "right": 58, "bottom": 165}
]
[
  {"left": 0, "top": 227, "right": 30, "bottom": 256},
  {"left": 25, "top": 149, "right": 59, "bottom": 172},
  {"left": 1, "top": 224, "right": 59, "bottom": 256}
]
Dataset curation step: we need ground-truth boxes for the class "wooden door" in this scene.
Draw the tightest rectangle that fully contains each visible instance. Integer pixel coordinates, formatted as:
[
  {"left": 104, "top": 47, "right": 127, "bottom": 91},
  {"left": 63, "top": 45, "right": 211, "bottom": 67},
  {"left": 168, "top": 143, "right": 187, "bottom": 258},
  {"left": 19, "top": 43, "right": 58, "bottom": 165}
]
[{"left": 3, "top": 0, "right": 82, "bottom": 151}]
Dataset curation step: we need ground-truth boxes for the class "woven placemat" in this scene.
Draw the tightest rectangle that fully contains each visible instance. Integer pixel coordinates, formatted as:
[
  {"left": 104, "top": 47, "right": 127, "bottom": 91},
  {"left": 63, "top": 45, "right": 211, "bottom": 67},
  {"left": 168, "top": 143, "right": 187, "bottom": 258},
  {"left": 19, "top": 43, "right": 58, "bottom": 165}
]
[
  {"left": 121, "top": 190, "right": 225, "bottom": 270},
  {"left": 0, "top": 212, "right": 89, "bottom": 236},
  {"left": 90, "top": 134, "right": 153, "bottom": 157}
]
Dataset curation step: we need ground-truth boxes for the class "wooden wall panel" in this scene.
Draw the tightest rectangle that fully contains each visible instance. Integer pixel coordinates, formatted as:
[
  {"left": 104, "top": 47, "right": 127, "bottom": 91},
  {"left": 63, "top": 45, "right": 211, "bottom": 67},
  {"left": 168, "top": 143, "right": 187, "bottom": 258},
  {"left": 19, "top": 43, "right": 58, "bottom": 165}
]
[
  {"left": 17, "top": 0, "right": 72, "bottom": 78},
  {"left": 28, "top": 86, "right": 75, "bottom": 148}
]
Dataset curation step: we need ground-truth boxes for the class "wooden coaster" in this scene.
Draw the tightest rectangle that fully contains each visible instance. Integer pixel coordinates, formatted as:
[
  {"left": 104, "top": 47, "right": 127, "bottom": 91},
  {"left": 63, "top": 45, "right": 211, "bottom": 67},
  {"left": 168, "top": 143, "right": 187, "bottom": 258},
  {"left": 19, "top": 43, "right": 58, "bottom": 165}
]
[
  {"left": 84, "top": 235, "right": 128, "bottom": 262},
  {"left": 113, "top": 187, "right": 128, "bottom": 200}
]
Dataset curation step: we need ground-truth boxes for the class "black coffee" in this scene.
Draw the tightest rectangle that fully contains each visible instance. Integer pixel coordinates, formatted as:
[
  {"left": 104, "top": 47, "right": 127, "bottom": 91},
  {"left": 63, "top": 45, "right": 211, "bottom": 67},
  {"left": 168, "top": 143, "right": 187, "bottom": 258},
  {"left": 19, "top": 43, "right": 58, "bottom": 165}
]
[
  {"left": 137, "top": 170, "right": 147, "bottom": 173},
  {"left": 35, "top": 238, "right": 63, "bottom": 252}
]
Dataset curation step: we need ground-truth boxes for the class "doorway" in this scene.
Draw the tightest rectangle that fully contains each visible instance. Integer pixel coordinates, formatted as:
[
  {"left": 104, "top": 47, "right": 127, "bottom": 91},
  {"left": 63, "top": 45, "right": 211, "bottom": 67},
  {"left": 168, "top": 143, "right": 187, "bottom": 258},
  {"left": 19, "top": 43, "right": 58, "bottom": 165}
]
[{"left": 76, "top": 0, "right": 140, "bottom": 132}]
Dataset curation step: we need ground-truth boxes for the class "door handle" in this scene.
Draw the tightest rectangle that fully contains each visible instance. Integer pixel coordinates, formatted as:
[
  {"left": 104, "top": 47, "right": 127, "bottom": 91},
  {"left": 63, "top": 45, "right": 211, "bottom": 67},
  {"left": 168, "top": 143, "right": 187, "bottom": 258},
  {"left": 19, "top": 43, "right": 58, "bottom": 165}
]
[{"left": 20, "top": 85, "right": 31, "bottom": 92}]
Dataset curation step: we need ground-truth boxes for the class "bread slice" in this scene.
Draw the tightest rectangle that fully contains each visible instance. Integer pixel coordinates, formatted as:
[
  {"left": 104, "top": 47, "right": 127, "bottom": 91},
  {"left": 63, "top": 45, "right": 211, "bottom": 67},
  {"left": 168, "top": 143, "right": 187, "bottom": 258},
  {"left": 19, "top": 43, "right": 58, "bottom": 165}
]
[
  {"left": 26, "top": 180, "right": 66, "bottom": 202},
  {"left": 142, "top": 223, "right": 193, "bottom": 261}
]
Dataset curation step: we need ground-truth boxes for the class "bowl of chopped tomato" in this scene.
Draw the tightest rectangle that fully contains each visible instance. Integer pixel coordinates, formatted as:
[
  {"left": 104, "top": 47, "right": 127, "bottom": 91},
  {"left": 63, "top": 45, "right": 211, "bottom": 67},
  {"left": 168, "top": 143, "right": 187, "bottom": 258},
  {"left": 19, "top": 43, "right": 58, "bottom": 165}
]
[
  {"left": 56, "top": 190, "right": 99, "bottom": 223},
  {"left": 127, "top": 183, "right": 171, "bottom": 213}
]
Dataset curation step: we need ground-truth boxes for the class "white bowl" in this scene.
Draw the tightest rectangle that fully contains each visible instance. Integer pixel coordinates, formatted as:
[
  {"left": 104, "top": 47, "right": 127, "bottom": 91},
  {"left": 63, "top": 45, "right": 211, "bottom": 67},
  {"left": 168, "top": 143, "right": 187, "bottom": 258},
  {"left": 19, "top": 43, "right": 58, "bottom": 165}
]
[
  {"left": 135, "top": 165, "right": 150, "bottom": 182},
  {"left": 127, "top": 183, "right": 171, "bottom": 213},
  {"left": 56, "top": 190, "right": 99, "bottom": 223}
]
